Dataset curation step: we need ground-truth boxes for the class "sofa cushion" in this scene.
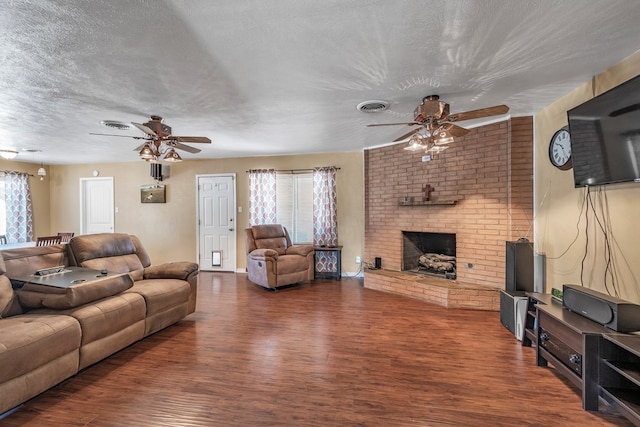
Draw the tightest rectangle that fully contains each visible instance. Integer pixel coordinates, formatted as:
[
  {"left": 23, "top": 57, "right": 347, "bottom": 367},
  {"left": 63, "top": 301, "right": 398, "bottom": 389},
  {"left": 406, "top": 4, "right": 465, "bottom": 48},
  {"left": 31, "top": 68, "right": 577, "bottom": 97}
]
[
  {"left": 33, "top": 292, "right": 146, "bottom": 369},
  {"left": 80, "top": 255, "right": 145, "bottom": 281},
  {"left": 144, "top": 262, "right": 199, "bottom": 280},
  {"left": 252, "top": 224, "right": 288, "bottom": 255},
  {"left": 126, "top": 278, "right": 190, "bottom": 316},
  {"left": 17, "top": 273, "right": 134, "bottom": 309},
  {"left": 0, "top": 275, "right": 22, "bottom": 318},
  {"left": 0, "top": 276, "right": 12, "bottom": 316},
  {"left": 0, "top": 244, "right": 68, "bottom": 279},
  {"left": 36, "top": 292, "right": 146, "bottom": 345},
  {"left": 0, "top": 313, "right": 81, "bottom": 384},
  {"left": 130, "top": 235, "right": 152, "bottom": 268},
  {"left": 68, "top": 233, "right": 145, "bottom": 281},
  {"left": 277, "top": 254, "right": 311, "bottom": 275}
]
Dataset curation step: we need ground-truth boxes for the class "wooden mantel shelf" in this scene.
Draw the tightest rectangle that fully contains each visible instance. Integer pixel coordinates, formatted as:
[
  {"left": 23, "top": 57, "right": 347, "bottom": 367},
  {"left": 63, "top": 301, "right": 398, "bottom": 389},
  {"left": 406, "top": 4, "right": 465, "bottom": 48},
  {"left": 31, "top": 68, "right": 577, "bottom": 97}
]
[{"left": 399, "top": 199, "right": 458, "bottom": 206}]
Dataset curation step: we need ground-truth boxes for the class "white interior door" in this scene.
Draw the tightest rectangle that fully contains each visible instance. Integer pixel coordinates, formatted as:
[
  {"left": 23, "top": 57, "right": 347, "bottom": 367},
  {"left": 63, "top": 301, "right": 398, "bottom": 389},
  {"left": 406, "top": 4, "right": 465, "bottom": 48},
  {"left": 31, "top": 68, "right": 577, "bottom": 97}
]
[
  {"left": 80, "top": 177, "right": 114, "bottom": 234},
  {"left": 197, "top": 174, "right": 236, "bottom": 271}
]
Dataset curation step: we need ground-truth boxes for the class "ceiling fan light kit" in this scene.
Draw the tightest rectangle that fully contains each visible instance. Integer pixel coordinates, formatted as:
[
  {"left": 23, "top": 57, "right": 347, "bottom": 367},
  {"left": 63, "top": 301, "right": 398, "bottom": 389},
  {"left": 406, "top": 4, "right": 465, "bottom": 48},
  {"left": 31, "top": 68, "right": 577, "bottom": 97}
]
[
  {"left": 139, "top": 143, "right": 157, "bottom": 161},
  {"left": 163, "top": 148, "right": 182, "bottom": 162},
  {"left": 0, "top": 149, "right": 19, "bottom": 160},
  {"left": 37, "top": 163, "right": 46, "bottom": 181},
  {"left": 367, "top": 95, "right": 509, "bottom": 154}
]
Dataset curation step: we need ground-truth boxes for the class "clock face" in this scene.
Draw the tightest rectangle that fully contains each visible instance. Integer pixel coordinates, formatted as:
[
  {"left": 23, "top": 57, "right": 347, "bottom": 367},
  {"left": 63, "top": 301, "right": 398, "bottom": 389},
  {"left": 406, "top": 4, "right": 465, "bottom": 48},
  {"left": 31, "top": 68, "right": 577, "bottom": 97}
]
[{"left": 549, "top": 128, "right": 572, "bottom": 170}]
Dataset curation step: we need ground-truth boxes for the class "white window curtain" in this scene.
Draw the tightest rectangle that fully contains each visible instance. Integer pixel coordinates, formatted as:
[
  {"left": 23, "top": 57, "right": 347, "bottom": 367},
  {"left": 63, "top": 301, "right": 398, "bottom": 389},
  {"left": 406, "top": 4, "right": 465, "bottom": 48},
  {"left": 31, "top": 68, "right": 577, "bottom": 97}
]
[
  {"left": 313, "top": 167, "right": 338, "bottom": 273},
  {"left": 4, "top": 171, "right": 33, "bottom": 243},
  {"left": 248, "top": 169, "right": 277, "bottom": 226}
]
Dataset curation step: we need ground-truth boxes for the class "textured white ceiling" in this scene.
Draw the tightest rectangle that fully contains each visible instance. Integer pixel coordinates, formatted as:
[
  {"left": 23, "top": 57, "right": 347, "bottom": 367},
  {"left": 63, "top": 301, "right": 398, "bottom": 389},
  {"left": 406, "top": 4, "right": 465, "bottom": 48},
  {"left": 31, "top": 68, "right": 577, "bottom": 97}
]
[{"left": 1, "top": 0, "right": 640, "bottom": 164}]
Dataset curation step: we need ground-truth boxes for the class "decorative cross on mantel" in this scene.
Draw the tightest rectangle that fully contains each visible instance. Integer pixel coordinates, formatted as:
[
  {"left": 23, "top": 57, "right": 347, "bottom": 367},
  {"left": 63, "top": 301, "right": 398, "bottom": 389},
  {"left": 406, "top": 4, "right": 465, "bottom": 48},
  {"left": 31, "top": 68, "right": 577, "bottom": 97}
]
[{"left": 422, "top": 184, "right": 435, "bottom": 202}]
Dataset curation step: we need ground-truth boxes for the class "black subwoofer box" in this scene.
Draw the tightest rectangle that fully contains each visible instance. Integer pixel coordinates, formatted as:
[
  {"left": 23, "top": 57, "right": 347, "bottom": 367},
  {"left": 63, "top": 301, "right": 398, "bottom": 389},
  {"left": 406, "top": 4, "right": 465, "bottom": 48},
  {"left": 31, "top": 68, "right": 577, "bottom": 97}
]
[
  {"left": 563, "top": 284, "right": 640, "bottom": 333},
  {"left": 505, "top": 240, "right": 534, "bottom": 292}
]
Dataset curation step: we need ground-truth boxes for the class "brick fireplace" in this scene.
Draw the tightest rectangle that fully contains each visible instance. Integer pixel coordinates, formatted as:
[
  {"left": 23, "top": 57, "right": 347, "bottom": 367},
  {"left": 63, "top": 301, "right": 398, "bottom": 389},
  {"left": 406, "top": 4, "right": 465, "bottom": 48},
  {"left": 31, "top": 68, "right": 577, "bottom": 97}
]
[{"left": 363, "top": 117, "right": 533, "bottom": 310}]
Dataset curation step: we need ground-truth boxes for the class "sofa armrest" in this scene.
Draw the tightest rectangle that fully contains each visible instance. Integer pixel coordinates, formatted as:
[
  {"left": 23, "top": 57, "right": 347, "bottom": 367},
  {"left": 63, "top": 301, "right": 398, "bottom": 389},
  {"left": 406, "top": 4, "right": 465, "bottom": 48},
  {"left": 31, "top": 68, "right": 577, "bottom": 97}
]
[
  {"left": 286, "top": 245, "right": 314, "bottom": 257},
  {"left": 248, "top": 248, "right": 279, "bottom": 260},
  {"left": 144, "top": 261, "right": 199, "bottom": 280}
]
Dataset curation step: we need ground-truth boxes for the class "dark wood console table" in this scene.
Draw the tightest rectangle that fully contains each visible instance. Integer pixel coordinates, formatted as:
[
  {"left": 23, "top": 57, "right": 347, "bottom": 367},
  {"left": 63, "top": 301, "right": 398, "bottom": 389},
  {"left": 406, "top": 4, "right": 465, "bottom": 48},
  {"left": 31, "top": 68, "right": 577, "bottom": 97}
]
[
  {"left": 523, "top": 292, "right": 640, "bottom": 423},
  {"left": 530, "top": 294, "right": 610, "bottom": 411}
]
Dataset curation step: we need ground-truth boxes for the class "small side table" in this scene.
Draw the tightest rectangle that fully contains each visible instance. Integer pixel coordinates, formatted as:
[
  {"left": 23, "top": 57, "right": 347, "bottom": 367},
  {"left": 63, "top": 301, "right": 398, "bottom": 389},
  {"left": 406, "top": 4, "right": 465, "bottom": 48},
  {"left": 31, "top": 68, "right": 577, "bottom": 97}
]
[{"left": 313, "top": 246, "right": 342, "bottom": 280}]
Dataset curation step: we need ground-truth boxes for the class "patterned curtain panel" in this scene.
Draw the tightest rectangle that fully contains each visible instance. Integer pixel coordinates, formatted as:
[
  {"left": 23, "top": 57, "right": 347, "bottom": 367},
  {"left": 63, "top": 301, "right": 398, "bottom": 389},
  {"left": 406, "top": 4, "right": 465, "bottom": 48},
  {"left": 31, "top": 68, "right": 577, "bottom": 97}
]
[
  {"left": 5, "top": 172, "right": 34, "bottom": 243},
  {"left": 248, "top": 169, "right": 277, "bottom": 226},
  {"left": 313, "top": 166, "right": 338, "bottom": 273}
]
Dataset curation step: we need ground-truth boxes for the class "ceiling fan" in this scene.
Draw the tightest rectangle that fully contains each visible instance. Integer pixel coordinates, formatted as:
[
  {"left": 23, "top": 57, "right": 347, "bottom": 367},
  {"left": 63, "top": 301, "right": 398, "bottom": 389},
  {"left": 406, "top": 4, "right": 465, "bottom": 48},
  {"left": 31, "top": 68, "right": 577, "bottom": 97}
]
[
  {"left": 90, "top": 115, "right": 211, "bottom": 162},
  {"left": 367, "top": 95, "right": 509, "bottom": 152}
]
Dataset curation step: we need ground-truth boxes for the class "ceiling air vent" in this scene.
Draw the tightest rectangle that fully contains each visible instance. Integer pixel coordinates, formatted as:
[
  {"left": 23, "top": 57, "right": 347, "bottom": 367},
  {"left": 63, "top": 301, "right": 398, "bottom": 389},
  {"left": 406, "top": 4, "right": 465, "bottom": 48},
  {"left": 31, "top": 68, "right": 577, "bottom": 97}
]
[
  {"left": 356, "top": 100, "right": 389, "bottom": 113},
  {"left": 101, "top": 120, "right": 131, "bottom": 130}
]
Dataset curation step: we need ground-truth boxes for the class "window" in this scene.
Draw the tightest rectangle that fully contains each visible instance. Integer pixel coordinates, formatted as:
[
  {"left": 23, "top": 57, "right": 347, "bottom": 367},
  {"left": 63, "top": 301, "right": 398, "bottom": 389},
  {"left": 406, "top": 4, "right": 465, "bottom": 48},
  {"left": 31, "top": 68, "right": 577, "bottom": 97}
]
[
  {"left": 276, "top": 172, "right": 313, "bottom": 244},
  {"left": 0, "top": 179, "right": 5, "bottom": 236},
  {"left": 2, "top": 171, "right": 34, "bottom": 243}
]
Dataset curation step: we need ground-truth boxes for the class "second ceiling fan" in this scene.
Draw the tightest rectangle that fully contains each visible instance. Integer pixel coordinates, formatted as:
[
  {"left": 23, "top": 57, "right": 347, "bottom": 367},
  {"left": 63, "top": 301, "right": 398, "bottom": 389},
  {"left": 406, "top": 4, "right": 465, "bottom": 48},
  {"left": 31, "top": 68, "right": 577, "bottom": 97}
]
[{"left": 367, "top": 95, "right": 509, "bottom": 150}]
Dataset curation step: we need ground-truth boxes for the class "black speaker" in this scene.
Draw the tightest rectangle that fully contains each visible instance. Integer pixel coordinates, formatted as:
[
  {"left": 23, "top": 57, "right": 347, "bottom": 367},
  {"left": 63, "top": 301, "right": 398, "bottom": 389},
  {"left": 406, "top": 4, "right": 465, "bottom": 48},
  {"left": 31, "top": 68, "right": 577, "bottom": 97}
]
[
  {"left": 505, "top": 240, "right": 534, "bottom": 292},
  {"left": 150, "top": 163, "right": 164, "bottom": 181},
  {"left": 374, "top": 257, "right": 381, "bottom": 269},
  {"left": 500, "top": 290, "right": 527, "bottom": 338},
  {"left": 563, "top": 284, "right": 640, "bottom": 332}
]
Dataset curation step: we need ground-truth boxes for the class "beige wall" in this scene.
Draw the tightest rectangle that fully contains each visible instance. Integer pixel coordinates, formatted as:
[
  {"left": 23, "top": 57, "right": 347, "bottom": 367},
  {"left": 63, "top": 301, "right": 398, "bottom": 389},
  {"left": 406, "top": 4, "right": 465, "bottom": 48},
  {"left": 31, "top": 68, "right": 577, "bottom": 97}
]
[
  {"left": 48, "top": 152, "right": 364, "bottom": 272},
  {"left": 0, "top": 160, "right": 50, "bottom": 239},
  {"left": 535, "top": 51, "right": 640, "bottom": 304}
]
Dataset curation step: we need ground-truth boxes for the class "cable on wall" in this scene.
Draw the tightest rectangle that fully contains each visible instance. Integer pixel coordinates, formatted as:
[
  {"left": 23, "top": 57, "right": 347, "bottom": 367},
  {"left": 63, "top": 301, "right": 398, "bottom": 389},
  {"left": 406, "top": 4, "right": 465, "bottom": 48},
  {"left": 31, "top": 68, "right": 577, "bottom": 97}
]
[
  {"left": 546, "top": 186, "right": 587, "bottom": 261},
  {"left": 582, "top": 186, "right": 639, "bottom": 299}
]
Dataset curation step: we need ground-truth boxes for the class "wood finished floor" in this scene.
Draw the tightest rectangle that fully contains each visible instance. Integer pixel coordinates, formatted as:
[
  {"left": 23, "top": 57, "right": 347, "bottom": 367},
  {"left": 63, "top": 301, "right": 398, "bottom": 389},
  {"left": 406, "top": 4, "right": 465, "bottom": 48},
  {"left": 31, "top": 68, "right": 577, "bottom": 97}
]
[{"left": 1, "top": 273, "right": 633, "bottom": 426}]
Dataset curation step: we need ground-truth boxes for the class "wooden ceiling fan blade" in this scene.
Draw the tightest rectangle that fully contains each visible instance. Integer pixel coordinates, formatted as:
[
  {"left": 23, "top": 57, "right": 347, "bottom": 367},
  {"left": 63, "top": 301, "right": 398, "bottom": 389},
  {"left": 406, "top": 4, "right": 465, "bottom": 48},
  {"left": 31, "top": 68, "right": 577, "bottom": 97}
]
[
  {"left": 131, "top": 122, "right": 157, "bottom": 136},
  {"left": 174, "top": 136, "right": 211, "bottom": 144},
  {"left": 89, "top": 132, "right": 146, "bottom": 139},
  {"left": 170, "top": 141, "right": 201, "bottom": 154},
  {"left": 446, "top": 105, "right": 509, "bottom": 122},
  {"left": 393, "top": 127, "right": 423, "bottom": 142},
  {"left": 367, "top": 122, "right": 422, "bottom": 127}
]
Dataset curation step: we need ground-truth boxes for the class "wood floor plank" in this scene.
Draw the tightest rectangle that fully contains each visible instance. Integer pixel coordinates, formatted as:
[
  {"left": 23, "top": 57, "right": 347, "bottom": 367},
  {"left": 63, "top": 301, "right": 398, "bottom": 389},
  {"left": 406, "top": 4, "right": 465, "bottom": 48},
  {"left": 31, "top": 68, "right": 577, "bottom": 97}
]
[{"left": 1, "top": 273, "right": 633, "bottom": 426}]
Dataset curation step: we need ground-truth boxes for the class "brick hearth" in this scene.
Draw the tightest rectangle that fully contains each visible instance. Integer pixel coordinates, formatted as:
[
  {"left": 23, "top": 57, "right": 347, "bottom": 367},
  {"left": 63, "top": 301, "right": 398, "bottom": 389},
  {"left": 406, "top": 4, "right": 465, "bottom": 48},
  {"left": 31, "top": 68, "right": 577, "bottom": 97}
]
[{"left": 364, "top": 269, "right": 500, "bottom": 311}]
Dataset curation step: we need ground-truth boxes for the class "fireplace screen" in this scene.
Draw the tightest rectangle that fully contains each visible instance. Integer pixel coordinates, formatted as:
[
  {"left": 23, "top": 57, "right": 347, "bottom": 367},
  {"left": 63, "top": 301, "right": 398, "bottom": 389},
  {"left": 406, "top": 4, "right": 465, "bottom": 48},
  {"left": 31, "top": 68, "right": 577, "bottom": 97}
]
[{"left": 402, "top": 231, "right": 456, "bottom": 279}]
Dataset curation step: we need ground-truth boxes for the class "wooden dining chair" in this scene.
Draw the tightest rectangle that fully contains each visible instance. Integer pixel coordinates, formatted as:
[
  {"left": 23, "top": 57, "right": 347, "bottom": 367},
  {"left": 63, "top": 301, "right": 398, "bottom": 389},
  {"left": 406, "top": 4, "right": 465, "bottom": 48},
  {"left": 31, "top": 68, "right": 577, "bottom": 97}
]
[
  {"left": 57, "top": 232, "right": 74, "bottom": 243},
  {"left": 35, "top": 235, "right": 63, "bottom": 246}
]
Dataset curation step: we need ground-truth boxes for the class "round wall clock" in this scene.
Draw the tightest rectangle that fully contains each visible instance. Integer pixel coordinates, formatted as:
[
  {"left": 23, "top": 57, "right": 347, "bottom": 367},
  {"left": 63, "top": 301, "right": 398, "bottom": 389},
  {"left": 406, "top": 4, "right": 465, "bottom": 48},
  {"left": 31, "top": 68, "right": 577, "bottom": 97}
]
[{"left": 549, "top": 127, "right": 572, "bottom": 170}]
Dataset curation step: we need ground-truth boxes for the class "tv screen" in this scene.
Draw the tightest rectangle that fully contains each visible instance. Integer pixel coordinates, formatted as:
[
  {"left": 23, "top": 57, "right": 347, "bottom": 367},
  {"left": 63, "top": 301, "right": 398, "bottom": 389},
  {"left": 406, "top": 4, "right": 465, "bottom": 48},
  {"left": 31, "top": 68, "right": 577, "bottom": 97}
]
[{"left": 568, "top": 74, "right": 640, "bottom": 187}]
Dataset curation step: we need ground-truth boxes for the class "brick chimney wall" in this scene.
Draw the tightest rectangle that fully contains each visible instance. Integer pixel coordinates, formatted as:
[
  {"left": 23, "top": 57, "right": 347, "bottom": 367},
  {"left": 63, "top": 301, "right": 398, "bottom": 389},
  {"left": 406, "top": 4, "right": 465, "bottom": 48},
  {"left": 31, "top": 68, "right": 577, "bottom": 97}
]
[{"left": 364, "top": 117, "right": 533, "bottom": 288}]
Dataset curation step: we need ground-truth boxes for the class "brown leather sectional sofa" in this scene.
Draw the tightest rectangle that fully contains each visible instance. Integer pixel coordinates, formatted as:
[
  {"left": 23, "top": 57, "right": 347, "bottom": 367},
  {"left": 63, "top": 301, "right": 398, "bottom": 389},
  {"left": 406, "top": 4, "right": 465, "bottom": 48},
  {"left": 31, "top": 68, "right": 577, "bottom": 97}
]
[{"left": 0, "top": 233, "right": 198, "bottom": 415}]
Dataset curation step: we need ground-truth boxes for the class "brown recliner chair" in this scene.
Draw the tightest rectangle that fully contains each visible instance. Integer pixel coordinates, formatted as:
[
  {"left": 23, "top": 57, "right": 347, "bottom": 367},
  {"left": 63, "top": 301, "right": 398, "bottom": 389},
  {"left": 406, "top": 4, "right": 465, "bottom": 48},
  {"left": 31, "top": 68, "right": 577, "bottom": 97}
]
[{"left": 245, "top": 224, "right": 314, "bottom": 289}]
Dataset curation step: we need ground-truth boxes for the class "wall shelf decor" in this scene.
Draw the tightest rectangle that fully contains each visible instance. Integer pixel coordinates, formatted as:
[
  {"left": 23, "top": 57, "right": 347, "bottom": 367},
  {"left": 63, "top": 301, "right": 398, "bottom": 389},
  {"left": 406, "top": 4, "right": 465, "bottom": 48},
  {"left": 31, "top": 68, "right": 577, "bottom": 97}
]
[{"left": 398, "top": 199, "right": 458, "bottom": 206}]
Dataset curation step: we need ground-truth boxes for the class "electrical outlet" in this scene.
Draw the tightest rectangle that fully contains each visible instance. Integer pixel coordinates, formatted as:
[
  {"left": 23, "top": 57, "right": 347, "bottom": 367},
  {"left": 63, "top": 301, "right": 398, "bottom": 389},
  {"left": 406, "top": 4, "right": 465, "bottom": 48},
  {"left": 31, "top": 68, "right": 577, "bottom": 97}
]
[{"left": 355, "top": 256, "right": 361, "bottom": 264}]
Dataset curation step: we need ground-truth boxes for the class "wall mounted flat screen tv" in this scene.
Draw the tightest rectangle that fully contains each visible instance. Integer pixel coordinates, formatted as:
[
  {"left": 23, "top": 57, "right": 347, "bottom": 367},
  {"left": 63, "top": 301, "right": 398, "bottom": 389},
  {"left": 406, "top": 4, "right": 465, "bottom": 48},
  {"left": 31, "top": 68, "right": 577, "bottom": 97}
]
[{"left": 568, "top": 74, "right": 640, "bottom": 187}]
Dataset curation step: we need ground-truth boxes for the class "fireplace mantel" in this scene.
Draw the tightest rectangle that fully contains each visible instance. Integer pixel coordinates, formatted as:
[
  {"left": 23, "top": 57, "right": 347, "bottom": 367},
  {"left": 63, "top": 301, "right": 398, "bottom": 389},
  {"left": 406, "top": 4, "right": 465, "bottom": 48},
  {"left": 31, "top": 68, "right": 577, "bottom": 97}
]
[{"left": 398, "top": 199, "right": 458, "bottom": 206}]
